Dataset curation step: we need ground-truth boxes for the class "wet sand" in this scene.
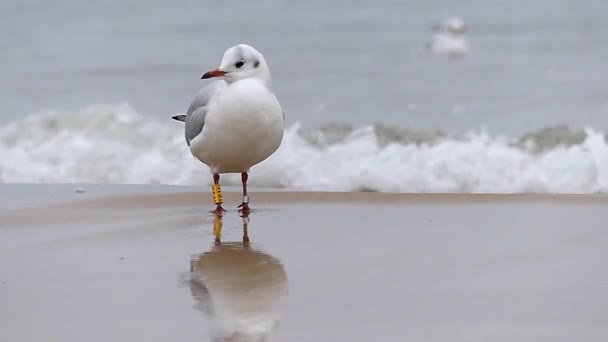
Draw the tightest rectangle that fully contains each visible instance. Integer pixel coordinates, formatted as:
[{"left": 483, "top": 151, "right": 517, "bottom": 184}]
[{"left": 1, "top": 184, "right": 608, "bottom": 341}]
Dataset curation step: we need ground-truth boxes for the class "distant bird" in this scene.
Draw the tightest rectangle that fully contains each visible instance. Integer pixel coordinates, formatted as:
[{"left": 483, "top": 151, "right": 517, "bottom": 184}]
[
  {"left": 172, "top": 44, "right": 285, "bottom": 214},
  {"left": 427, "top": 17, "right": 470, "bottom": 58}
]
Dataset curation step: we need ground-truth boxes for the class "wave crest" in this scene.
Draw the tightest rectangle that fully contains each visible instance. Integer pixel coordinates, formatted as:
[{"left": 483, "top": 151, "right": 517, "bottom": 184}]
[{"left": 2, "top": 104, "right": 608, "bottom": 194}]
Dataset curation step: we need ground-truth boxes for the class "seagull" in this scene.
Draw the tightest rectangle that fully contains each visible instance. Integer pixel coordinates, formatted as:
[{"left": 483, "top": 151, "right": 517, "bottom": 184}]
[
  {"left": 427, "top": 17, "right": 470, "bottom": 57},
  {"left": 172, "top": 44, "right": 285, "bottom": 214}
]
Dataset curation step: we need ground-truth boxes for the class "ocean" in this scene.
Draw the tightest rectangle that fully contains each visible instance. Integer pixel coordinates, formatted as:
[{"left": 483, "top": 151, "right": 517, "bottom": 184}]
[{"left": 2, "top": 0, "right": 608, "bottom": 193}]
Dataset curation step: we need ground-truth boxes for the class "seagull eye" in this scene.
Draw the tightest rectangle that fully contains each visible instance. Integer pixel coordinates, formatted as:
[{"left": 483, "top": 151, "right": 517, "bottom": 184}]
[{"left": 235, "top": 61, "right": 244, "bottom": 68}]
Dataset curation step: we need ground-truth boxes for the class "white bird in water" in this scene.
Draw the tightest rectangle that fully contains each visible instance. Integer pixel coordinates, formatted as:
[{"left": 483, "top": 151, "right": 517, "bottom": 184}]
[
  {"left": 173, "top": 44, "right": 285, "bottom": 214},
  {"left": 427, "top": 17, "right": 470, "bottom": 58}
]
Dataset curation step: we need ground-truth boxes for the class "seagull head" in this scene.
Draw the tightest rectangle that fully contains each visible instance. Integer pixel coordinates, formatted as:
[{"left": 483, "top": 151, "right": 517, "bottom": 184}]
[
  {"left": 445, "top": 17, "right": 467, "bottom": 35},
  {"left": 201, "top": 44, "right": 272, "bottom": 86}
]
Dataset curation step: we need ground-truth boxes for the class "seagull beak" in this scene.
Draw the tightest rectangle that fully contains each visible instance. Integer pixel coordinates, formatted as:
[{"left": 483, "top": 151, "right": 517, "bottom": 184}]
[{"left": 201, "top": 69, "right": 227, "bottom": 79}]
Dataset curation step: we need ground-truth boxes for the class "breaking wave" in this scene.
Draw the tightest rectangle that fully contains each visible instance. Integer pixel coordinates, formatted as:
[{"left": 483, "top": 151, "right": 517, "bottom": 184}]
[{"left": 2, "top": 103, "right": 608, "bottom": 194}]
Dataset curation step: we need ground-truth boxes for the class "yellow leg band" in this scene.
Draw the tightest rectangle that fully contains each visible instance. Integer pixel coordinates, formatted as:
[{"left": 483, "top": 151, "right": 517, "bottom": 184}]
[
  {"left": 212, "top": 184, "right": 223, "bottom": 204},
  {"left": 213, "top": 215, "right": 223, "bottom": 241}
]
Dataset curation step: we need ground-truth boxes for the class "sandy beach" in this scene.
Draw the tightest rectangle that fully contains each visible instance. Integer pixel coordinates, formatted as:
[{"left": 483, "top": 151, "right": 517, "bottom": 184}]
[{"left": 1, "top": 184, "right": 608, "bottom": 341}]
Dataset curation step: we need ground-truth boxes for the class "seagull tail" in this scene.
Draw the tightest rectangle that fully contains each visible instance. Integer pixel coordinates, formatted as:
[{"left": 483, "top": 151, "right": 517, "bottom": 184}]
[{"left": 172, "top": 114, "right": 187, "bottom": 122}]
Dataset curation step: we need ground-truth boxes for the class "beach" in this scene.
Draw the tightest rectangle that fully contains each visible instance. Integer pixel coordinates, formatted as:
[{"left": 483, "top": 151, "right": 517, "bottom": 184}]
[
  {"left": 1, "top": 184, "right": 607, "bottom": 341},
  {"left": 3, "top": 0, "right": 608, "bottom": 340}
]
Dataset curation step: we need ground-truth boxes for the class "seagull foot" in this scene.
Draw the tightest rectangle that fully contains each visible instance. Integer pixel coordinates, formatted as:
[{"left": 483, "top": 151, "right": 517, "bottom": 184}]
[
  {"left": 211, "top": 205, "right": 226, "bottom": 214},
  {"left": 238, "top": 202, "right": 251, "bottom": 214}
]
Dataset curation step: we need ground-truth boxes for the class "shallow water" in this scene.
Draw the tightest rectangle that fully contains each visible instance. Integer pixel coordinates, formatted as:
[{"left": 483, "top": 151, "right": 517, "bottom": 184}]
[{"left": 1, "top": 186, "right": 607, "bottom": 341}]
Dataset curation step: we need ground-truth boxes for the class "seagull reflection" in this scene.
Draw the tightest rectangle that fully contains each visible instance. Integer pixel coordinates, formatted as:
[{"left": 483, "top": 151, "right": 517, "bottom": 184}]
[{"left": 188, "top": 212, "right": 289, "bottom": 342}]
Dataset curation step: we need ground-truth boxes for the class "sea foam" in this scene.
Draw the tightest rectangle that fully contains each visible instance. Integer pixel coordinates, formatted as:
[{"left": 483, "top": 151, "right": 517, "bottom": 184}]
[{"left": 2, "top": 104, "right": 608, "bottom": 194}]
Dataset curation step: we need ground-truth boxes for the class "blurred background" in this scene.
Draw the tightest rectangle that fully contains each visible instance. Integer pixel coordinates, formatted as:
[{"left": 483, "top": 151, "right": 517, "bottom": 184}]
[{"left": 1, "top": 0, "right": 607, "bottom": 193}]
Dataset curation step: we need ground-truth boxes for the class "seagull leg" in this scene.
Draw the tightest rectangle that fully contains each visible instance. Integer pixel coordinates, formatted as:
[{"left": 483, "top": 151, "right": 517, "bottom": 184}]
[
  {"left": 238, "top": 172, "right": 251, "bottom": 213},
  {"left": 213, "top": 212, "right": 223, "bottom": 246},
  {"left": 211, "top": 173, "right": 226, "bottom": 213},
  {"left": 241, "top": 210, "right": 250, "bottom": 245}
]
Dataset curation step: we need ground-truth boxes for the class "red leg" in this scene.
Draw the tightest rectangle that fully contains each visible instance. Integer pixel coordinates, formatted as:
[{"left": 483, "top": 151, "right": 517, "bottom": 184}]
[
  {"left": 241, "top": 210, "right": 250, "bottom": 245},
  {"left": 211, "top": 173, "right": 226, "bottom": 214},
  {"left": 238, "top": 172, "right": 251, "bottom": 213}
]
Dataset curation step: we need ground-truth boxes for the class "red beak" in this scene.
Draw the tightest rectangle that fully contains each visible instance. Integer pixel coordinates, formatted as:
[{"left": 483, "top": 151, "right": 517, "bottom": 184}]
[{"left": 201, "top": 69, "right": 227, "bottom": 79}]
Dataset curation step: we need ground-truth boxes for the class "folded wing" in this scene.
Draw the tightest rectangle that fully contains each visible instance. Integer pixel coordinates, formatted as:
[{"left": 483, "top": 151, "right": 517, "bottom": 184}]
[{"left": 172, "top": 80, "right": 227, "bottom": 146}]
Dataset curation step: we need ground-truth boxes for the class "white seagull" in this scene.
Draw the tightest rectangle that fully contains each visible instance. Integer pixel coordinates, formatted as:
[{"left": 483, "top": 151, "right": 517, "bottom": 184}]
[
  {"left": 173, "top": 44, "right": 285, "bottom": 214},
  {"left": 427, "top": 17, "right": 470, "bottom": 57}
]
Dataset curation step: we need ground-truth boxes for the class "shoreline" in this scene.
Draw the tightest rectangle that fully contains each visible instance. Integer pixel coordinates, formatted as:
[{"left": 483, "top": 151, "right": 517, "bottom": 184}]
[
  {"left": 1, "top": 183, "right": 607, "bottom": 341},
  {"left": 2, "top": 183, "right": 608, "bottom": 211}
]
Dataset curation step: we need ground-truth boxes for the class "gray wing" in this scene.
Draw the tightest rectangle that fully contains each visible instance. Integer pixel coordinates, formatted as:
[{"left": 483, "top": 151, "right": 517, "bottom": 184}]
[
  {"left": 183, "top": 80, "right": 226, "bottom": 146},
  {"left": 185, "top": 107, "right": 207, "bottom": 146}
]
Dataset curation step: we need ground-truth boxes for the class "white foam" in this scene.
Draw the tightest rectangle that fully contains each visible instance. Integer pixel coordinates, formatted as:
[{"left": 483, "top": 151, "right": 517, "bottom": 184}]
[{"left": 2, "top": 104, "right": 608, "bottom": 194}]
